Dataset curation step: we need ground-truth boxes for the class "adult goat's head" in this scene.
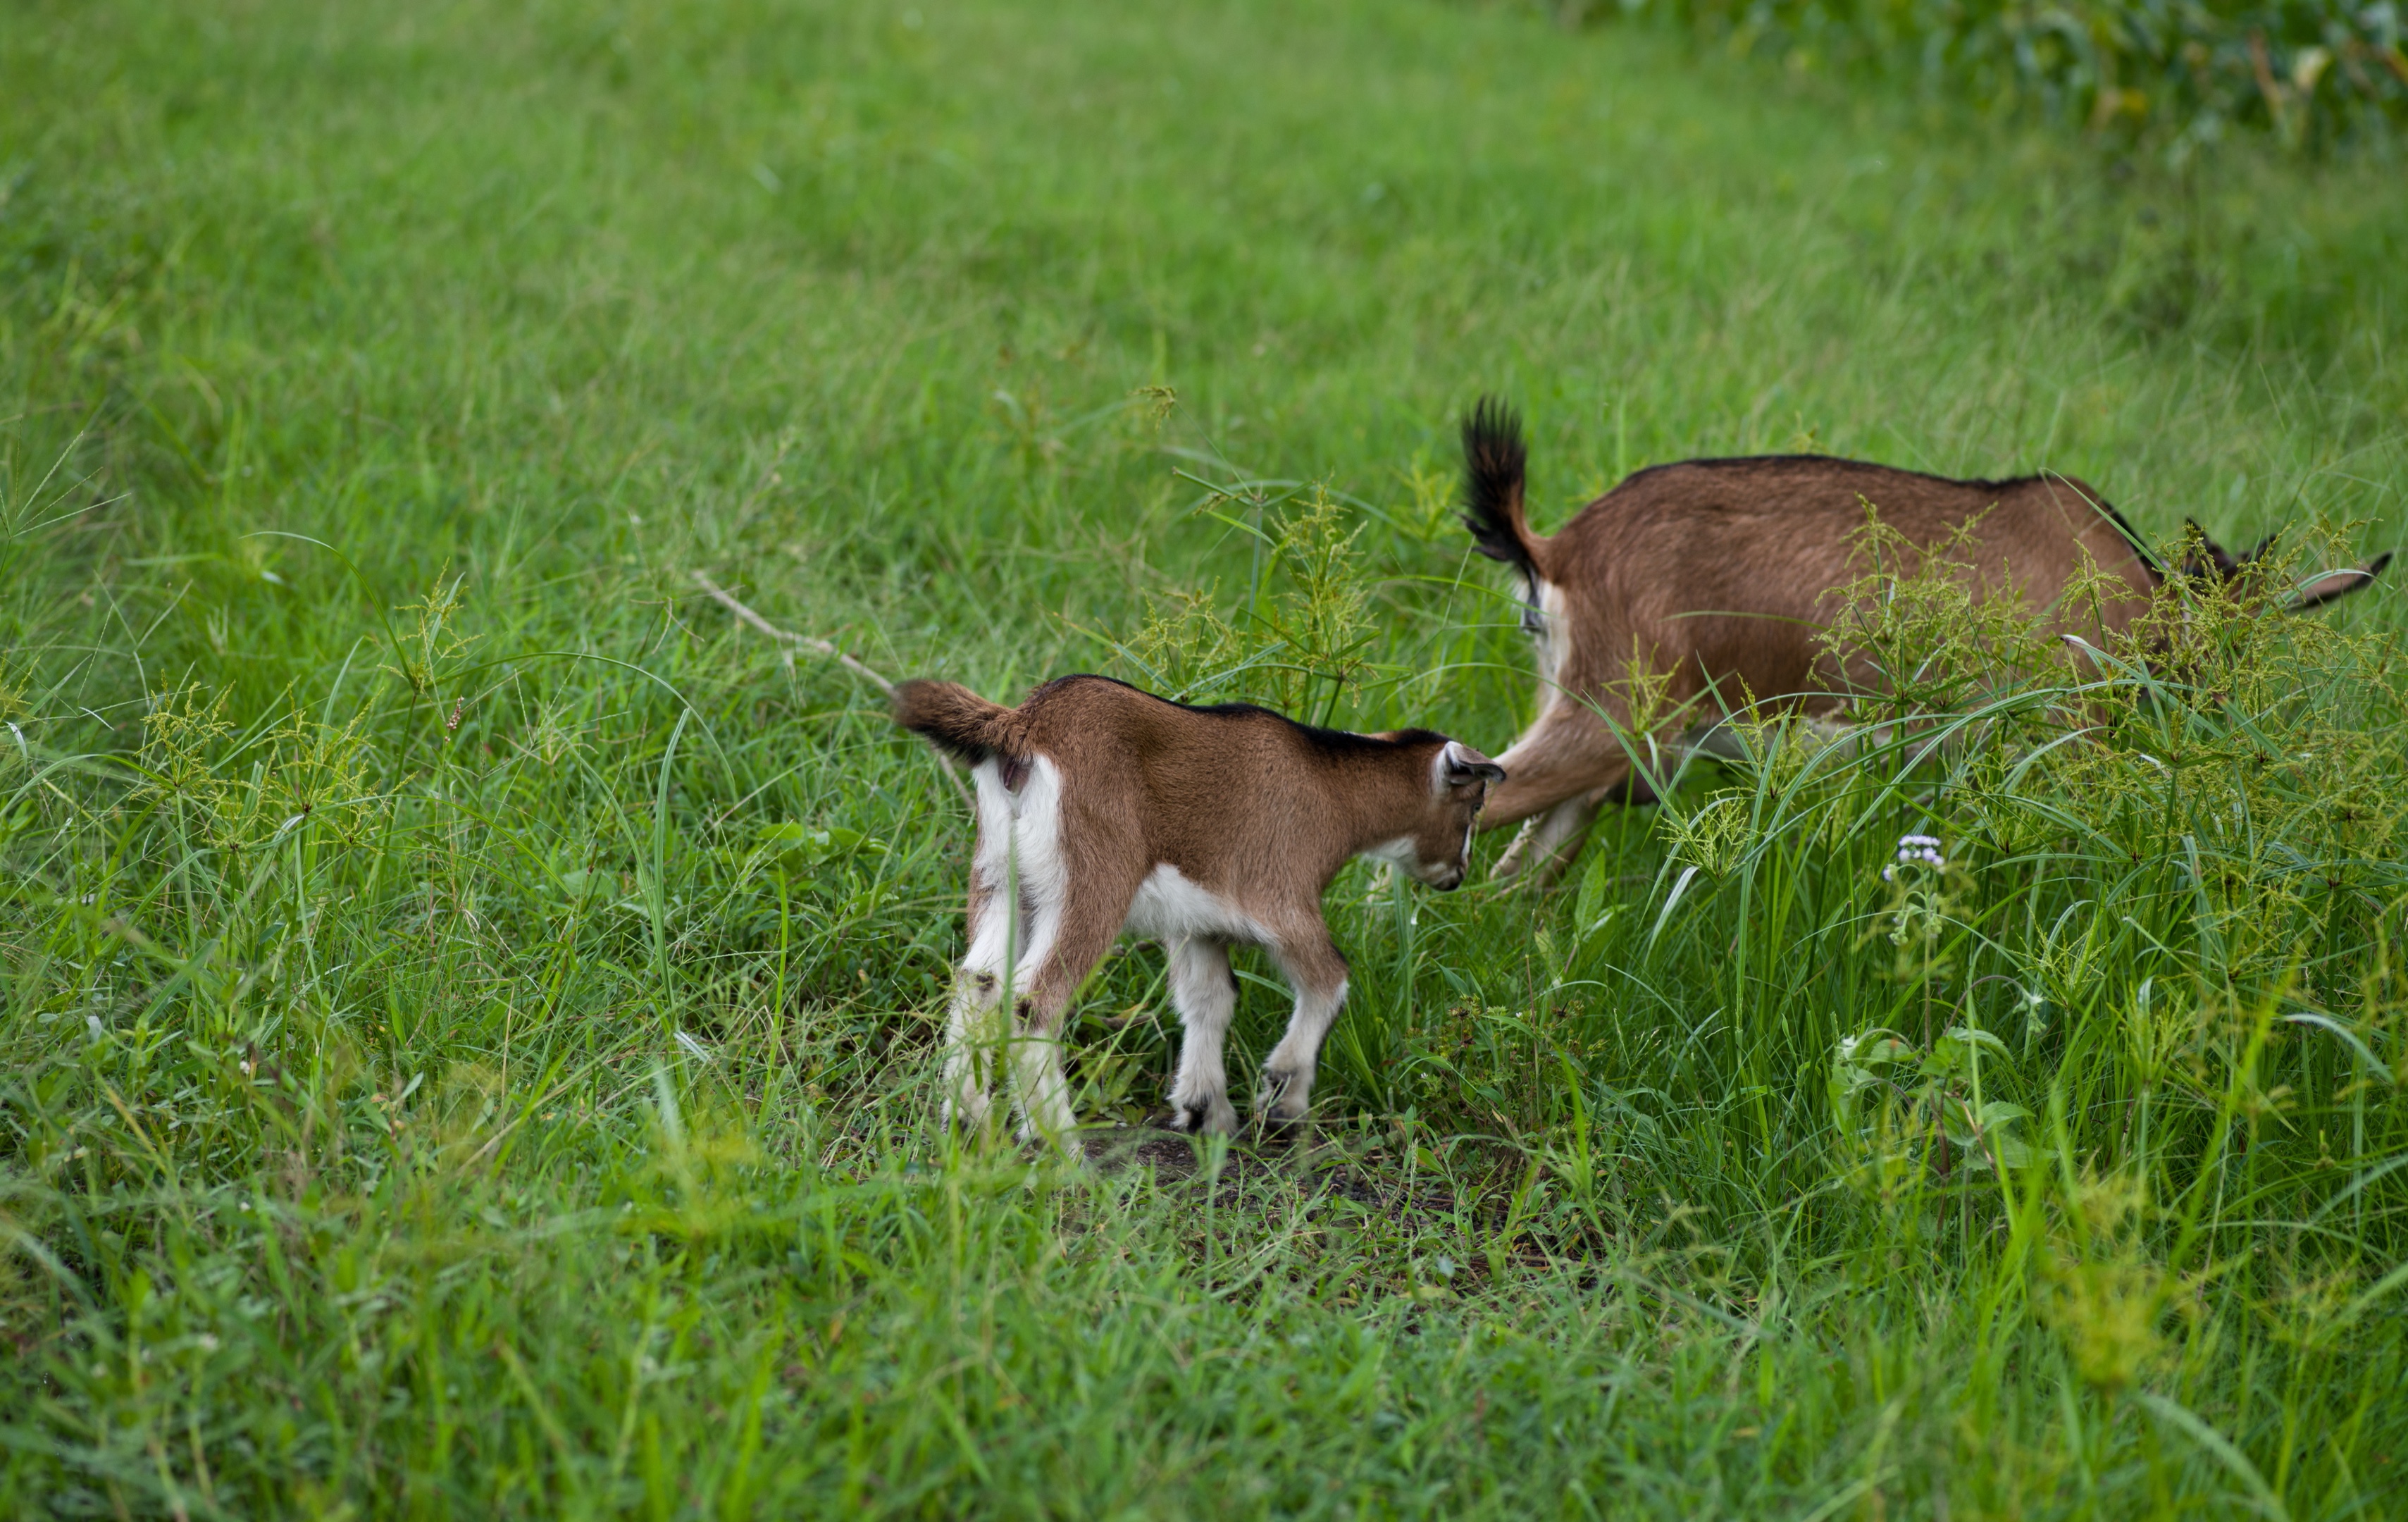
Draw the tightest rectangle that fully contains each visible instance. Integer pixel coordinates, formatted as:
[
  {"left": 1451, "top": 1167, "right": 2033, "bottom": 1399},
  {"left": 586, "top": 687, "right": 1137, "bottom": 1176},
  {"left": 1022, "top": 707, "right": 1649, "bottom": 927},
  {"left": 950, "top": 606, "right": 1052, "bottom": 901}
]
[{"left": 2178, "top": 520, "right": 2390, "bottom": 611}]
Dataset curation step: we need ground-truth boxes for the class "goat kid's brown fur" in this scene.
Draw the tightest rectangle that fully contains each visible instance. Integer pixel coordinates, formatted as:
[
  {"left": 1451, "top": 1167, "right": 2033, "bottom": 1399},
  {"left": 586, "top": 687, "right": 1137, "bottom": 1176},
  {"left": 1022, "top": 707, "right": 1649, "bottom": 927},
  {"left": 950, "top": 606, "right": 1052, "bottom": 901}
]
[
  {"left": 1460, "top": 397, "right": 2389, "bottom": 881},
  {"left": 894, "top": 674, "right": 1503, "bottom": 1146}
]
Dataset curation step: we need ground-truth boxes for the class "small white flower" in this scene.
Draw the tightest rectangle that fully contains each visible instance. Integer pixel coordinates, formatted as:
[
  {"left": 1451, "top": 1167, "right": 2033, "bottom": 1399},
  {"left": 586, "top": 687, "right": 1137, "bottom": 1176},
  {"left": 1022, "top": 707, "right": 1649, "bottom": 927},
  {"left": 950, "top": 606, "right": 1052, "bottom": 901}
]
[{"left": 1892, "top": 834, "right": 1946, "bottom": 870}]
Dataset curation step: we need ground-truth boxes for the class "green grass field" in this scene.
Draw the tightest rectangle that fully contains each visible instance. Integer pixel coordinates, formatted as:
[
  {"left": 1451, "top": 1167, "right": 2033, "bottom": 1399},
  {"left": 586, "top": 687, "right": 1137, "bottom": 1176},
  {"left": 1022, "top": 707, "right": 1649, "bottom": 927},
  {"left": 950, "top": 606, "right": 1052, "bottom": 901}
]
[{"left": 5, "top": 0, "right": 2408, "bottom": 1516}]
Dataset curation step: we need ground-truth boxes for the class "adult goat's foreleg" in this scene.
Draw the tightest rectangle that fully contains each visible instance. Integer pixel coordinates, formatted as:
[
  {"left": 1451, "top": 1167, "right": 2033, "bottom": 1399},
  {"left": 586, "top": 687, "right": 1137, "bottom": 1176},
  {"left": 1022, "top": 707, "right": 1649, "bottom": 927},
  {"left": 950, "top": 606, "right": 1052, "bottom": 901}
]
[
  {"left": 1492, "top": 792, "right": 1606, "bottom": 886},
  {"left": 1480, "top": 697, "right": 1630, "bottom": 873}
]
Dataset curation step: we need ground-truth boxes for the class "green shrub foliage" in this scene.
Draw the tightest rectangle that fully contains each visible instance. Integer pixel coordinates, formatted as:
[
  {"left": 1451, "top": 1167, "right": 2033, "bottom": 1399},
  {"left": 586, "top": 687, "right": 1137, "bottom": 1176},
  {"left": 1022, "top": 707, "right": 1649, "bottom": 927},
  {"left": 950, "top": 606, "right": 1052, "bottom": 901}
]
[{"left": 1557, "top": 0, "right": 2408, "bottom": 151}]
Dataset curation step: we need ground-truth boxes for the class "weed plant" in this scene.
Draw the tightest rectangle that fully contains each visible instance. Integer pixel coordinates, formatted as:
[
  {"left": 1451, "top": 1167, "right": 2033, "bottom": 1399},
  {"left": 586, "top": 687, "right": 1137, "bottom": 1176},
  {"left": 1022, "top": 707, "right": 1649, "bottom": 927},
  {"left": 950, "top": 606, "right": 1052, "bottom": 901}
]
[{"left": 2, "top": 0, "right": 2406, "bottom": 1516}]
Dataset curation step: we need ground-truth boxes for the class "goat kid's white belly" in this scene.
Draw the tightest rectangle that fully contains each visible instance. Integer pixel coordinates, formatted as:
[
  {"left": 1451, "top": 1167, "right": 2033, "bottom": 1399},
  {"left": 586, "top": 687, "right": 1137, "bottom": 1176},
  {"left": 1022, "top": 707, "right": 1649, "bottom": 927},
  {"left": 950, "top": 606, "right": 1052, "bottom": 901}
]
[{"left": 1123, "top": 864, "right": 1267, "bottom": 943}]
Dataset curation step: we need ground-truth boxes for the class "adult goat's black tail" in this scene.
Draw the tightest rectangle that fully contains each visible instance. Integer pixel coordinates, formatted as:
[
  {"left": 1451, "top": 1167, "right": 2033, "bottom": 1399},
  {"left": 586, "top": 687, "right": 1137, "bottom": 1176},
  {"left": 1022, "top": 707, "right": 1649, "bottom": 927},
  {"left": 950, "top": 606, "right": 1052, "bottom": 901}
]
[{"left": 1460, "top": 396, "right": 1540, "bottom": 585}]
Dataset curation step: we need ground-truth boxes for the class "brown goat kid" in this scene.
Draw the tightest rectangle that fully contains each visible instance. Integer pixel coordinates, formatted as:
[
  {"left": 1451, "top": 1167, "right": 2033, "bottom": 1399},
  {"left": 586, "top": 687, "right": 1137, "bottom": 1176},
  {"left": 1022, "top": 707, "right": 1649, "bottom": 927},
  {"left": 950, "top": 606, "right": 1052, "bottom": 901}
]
[
  {"left": 1461, "top": 397, "right": 2390, "bottom": 881},
  {"left": 893, "top": 675, "right": 1505, "bottom": 1146}
]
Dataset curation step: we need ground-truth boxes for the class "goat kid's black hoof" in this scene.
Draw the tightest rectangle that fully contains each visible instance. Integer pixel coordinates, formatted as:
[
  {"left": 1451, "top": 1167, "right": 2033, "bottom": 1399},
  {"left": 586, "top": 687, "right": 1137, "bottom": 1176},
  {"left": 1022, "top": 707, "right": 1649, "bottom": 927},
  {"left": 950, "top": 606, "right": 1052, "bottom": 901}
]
[{"left": 1162, "top": 1102, "right": 1236, "bottom": 1137}]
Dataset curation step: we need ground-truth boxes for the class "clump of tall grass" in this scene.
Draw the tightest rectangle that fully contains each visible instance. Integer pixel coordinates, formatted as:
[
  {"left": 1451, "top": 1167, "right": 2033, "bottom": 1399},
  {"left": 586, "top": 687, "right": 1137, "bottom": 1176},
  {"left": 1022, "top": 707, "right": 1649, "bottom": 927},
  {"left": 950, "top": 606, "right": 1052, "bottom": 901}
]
[
  {"left": 1109, "top": 476, "right": 1382, "bottom": 725},
  {"left": 1542, "top": 510, "right": 2408, "bottom": 1438}
]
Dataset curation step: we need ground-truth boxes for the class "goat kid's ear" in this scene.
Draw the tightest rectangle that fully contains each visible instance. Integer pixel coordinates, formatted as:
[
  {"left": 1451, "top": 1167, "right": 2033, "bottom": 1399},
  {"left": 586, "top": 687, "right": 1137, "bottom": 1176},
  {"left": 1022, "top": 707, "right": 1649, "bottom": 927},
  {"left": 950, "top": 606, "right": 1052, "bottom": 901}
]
[
  {"left": 2290, "top": 552, "right": 2392, "bottom": 610},
  {"left": 1434, "top": 739, "right": 1507, "bottom": 793}
]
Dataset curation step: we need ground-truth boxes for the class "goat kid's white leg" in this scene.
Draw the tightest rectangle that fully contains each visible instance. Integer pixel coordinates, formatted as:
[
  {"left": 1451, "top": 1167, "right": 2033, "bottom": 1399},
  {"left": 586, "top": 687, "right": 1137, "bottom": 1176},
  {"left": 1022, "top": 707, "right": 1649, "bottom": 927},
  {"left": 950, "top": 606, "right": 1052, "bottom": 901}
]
[
  {"left": 1006, "top": 1023, "right": 1080, "bottom": 1156},
  {"left": 1002, "top": 922, "right": 1083, "bottom": 1156},
  {"left": 941, "top": 979, "right": 1004, "bottom": 1134},
  {"left": 942, "top": 903, "right": 1014, "bottom": 1134},
  {"left": 1259, "top": 967, "right": 1347, "bottom": 1131},
  {"left": 1163, "top": 938, "right": 1239, "bottom": 1136},
  {"left": 967, "top": 757, "right": 1081, "bottom": 1158}
]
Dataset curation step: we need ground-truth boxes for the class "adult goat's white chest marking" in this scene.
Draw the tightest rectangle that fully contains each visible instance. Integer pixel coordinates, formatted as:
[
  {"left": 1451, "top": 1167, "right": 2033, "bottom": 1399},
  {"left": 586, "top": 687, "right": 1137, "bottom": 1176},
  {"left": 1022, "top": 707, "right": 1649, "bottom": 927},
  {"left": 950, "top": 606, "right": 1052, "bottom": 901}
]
[{"left": 1531, "top": 578, "right": 1570, "bottom": 693}]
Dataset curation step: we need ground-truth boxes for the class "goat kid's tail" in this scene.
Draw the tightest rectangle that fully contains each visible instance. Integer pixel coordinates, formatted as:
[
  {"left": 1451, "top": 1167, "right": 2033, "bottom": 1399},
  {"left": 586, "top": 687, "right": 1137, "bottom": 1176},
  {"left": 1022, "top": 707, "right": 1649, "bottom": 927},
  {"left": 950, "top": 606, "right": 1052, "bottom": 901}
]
[
  {"left": 892, "top": 679, "right": 1024, "bottom": 769},
  {"left": 1460, "top": 395, "right": 1543, "bottom": 586}
]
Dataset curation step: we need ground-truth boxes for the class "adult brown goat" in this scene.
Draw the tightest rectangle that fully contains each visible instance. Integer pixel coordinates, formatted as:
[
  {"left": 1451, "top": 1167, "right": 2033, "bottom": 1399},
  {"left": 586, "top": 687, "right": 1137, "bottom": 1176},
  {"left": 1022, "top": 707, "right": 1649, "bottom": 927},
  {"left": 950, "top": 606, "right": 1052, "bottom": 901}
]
[{"left": 1460, "top": 397, "right": 2389, "bottom": 881}]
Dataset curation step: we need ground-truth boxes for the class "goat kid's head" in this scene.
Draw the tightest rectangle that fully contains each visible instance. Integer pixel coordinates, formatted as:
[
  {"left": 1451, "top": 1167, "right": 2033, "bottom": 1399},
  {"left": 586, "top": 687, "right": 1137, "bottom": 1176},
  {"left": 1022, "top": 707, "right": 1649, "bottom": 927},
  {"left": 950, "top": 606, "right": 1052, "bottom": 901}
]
[
  {"left": 1377, "top": 738, "right": 1506, "bottom": 891},
  {"left": 2178, "top": 521, "right": 2391, "bottom": 611}
]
